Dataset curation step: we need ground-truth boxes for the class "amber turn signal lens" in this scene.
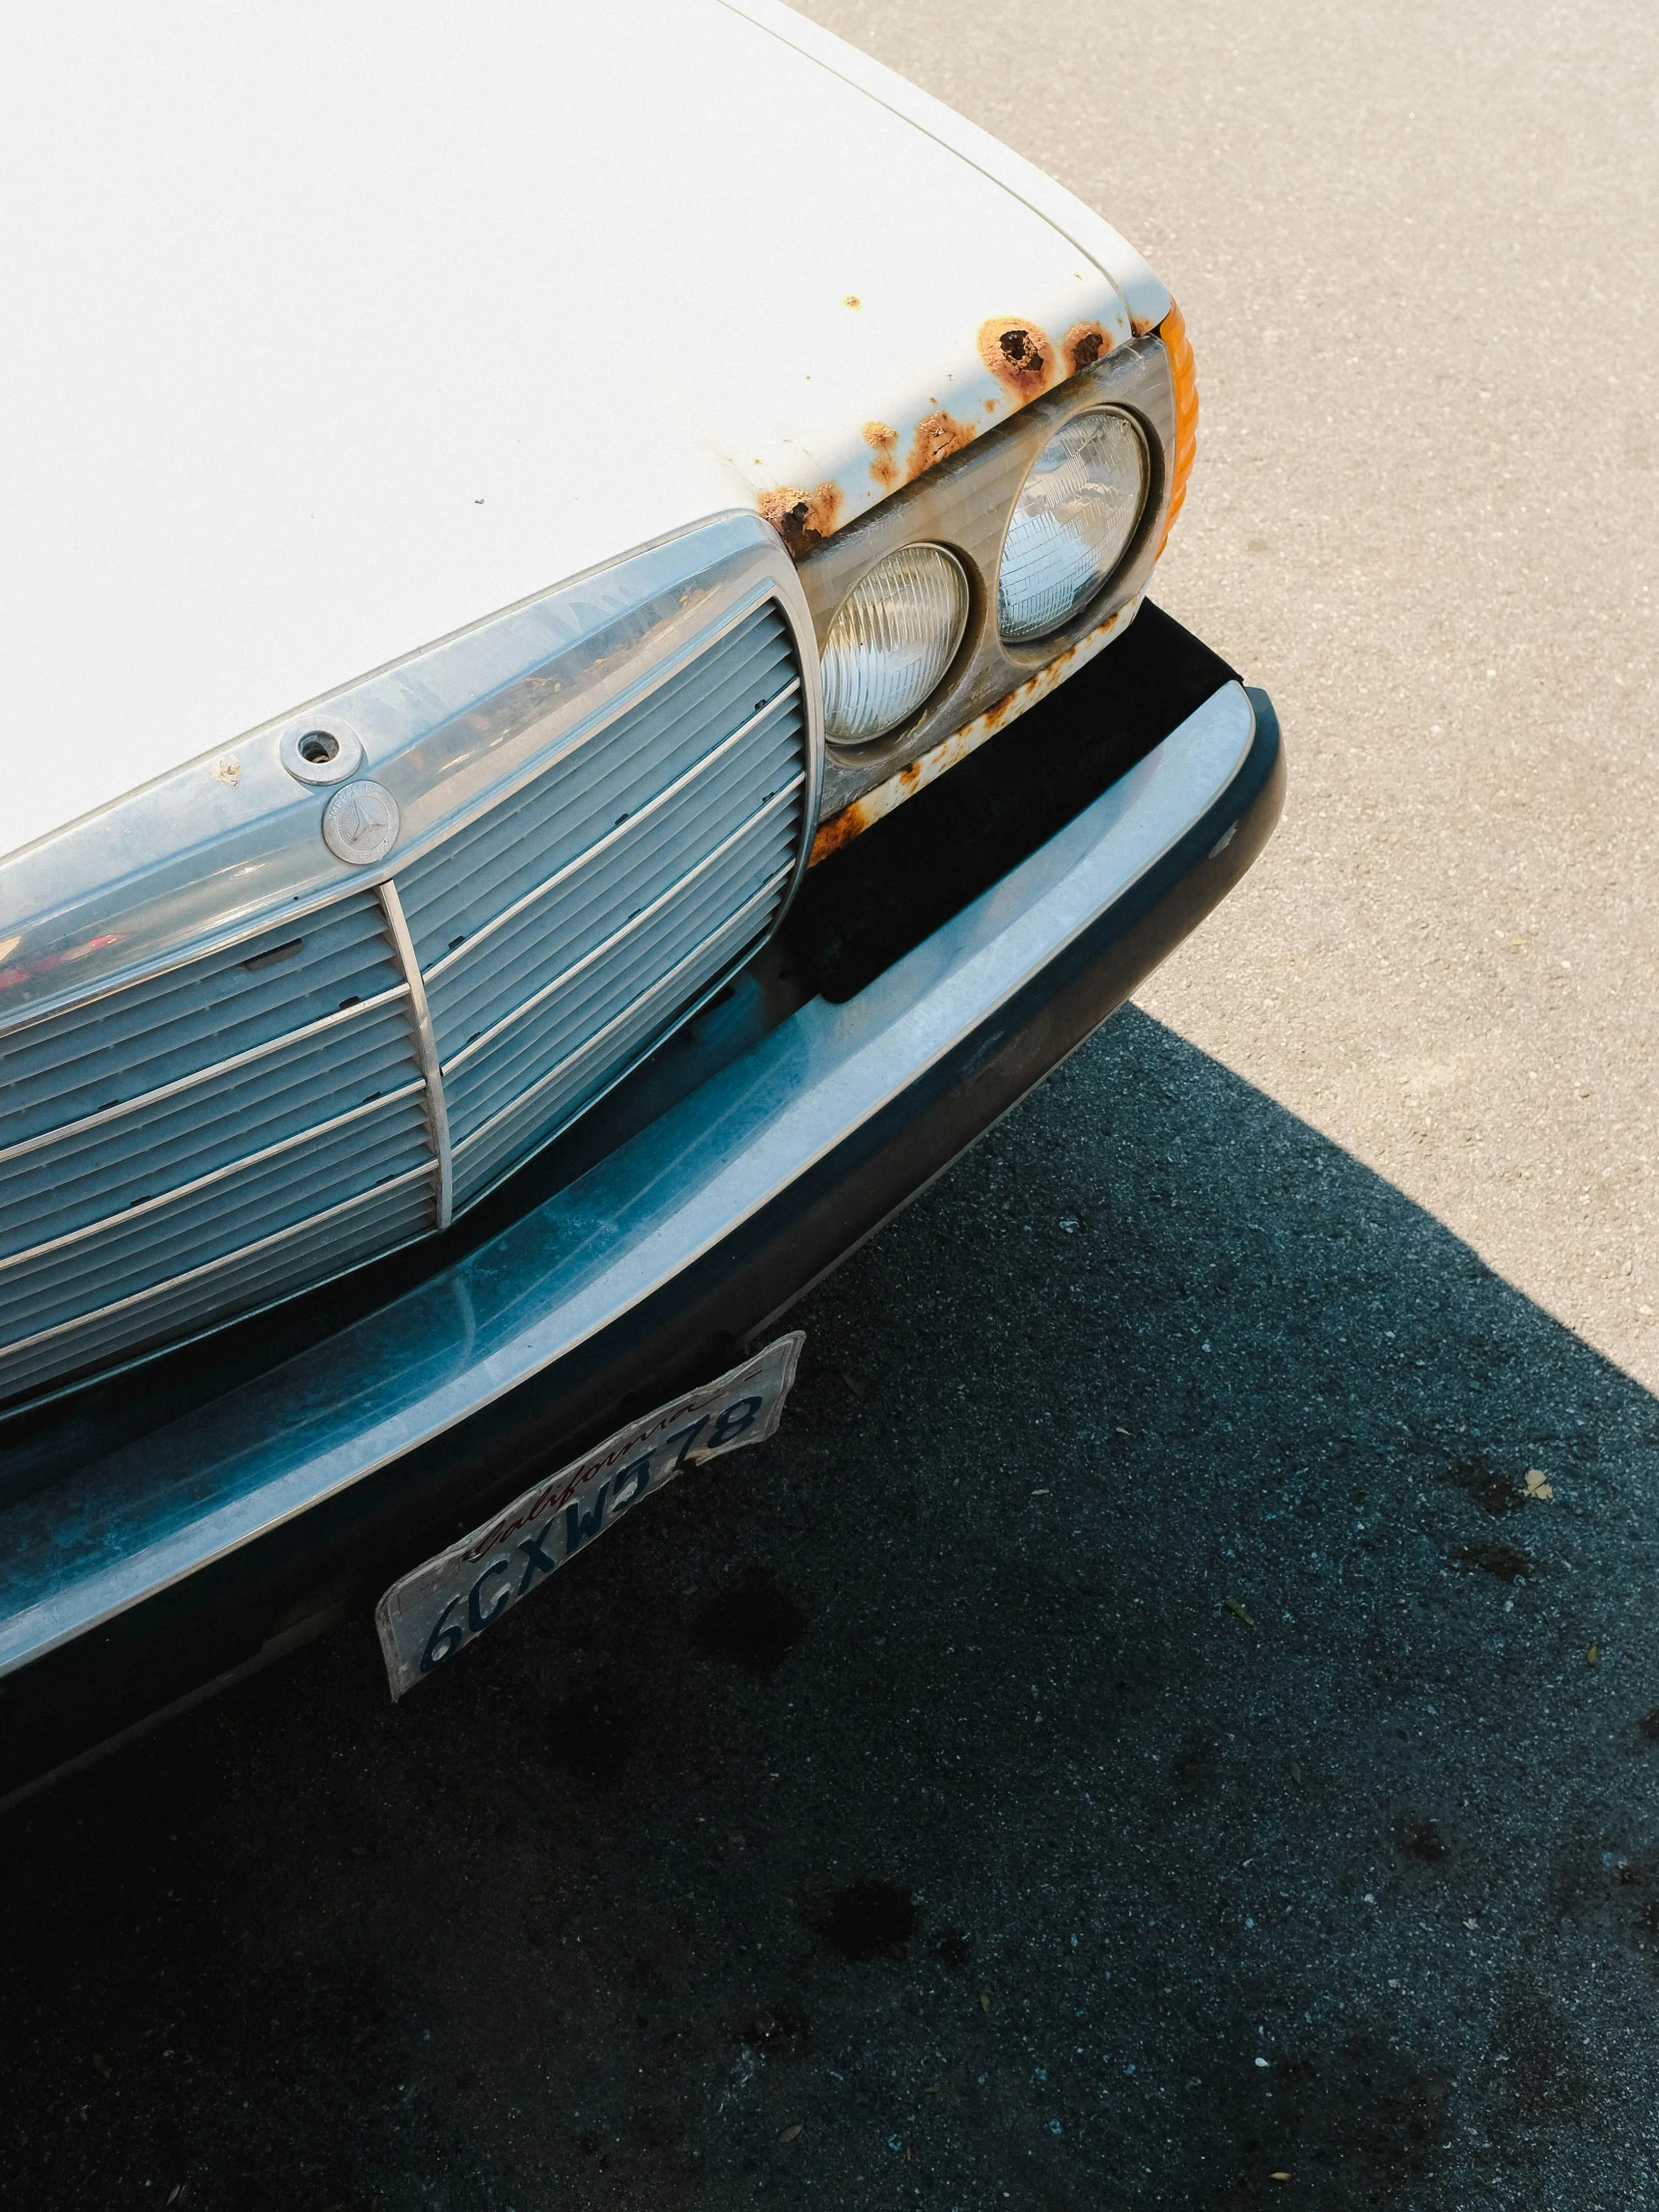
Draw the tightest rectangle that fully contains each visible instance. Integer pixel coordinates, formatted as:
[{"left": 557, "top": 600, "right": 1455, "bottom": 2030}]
[{"left": 1157, "top": 302, "right": 1198, "bottom": 552}]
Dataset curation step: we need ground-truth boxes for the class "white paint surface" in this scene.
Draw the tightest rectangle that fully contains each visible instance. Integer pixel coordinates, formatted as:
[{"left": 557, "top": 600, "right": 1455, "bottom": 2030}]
[{"left": 0, "top": 0, "right": 1148, "bottom": 860}]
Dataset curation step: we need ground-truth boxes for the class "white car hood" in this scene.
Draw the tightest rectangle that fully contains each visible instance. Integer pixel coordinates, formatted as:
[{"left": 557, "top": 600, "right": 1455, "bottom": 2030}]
[{"left": 0, "top": 0, "right": 1166, "bottom": 863}]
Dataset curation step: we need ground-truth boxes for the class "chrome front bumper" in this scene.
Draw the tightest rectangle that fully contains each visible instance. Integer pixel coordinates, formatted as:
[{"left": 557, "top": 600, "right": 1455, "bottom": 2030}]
[{"left": 0, "top": 674, "right": 1282, "bottom": 1796}]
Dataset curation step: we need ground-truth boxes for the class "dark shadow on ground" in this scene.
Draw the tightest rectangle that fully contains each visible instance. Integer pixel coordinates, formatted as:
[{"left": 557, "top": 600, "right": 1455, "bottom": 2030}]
[{"left": 5, "top": 1006, "right": 1659, "bottom": 2210}]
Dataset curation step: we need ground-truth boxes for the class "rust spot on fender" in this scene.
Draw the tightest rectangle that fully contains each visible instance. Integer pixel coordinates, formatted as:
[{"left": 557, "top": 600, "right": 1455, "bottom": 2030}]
[
  {"left": 863, "top": 420, "right": 899, "bottom": 492},
  {"left": 905, "top": 411, "right": 975, "bottom": 482},
  {"left": 759, "top": 481, "right": 843, "bottom": 561},
  {"left": 1129, "top": 312, "right": 1158, "bottom": 337},
  {"left": 808, "top": 808, "right": 865, "bottom": 861},
  {"left": 977, "top": 317, "right": 1054, "bottom": 402},
  {"left": 1061, "top": 321, "right": 1113, "bottom": 376}
]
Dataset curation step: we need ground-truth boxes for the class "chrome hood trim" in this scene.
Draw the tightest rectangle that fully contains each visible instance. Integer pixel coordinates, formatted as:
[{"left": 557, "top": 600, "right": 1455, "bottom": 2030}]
[{"left": 0, "top": 516, "right": 819, "bottom": 1030}]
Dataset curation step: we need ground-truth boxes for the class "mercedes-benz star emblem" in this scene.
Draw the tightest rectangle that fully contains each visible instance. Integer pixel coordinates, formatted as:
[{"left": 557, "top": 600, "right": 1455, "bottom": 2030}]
[{"left": 321, "top": 780, "right": 401, "bottom": 865}]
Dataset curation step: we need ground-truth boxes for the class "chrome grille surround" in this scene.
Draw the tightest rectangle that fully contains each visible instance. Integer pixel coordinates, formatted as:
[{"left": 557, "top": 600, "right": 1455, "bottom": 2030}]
[{"left": 0, "top": 514, "right": 821, "bottom": 1405}]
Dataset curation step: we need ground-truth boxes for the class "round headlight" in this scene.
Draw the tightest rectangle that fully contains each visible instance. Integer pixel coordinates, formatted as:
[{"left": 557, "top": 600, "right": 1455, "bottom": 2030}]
[
  {"left": 822, "top": 543, "right": 970, "bottom": 746},
  {"left": 997, "top": 409, "right": 1150, "bottom": 644}
]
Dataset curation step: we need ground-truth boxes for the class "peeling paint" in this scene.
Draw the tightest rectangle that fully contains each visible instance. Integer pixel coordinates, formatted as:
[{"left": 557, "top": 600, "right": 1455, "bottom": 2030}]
[
  {"left": 756, "top": 296, "right": 1144, "bottom": 564},
  {"left": 1061, "top": 321, "right": 1113, "bottom": 377},
  {"left": 809, "top": 602, "right": 1139, "bottom": 863},
  {"left": 904, "top": 410, "right": 975, "bottom": 483},
  {"left": 863, "top": 420, "right": 899, "bottom": 493},
  {"left": 976, "top": 317, "right": 1054, "bottom": 402},
  {"left": 758, "top": 481, "right": 843, "bottom": 560}
]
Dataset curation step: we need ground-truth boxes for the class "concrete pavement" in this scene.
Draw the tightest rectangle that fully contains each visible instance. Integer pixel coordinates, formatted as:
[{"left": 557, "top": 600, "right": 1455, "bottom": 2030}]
[{"left": 812, "top": 0, "right": 1659, "bottom": 1386}]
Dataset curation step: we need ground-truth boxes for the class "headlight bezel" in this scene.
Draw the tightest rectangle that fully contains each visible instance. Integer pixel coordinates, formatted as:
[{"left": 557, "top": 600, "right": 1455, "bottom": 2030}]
[{"left": 795, "top": 333, "right": 1175, "bottom": 821}]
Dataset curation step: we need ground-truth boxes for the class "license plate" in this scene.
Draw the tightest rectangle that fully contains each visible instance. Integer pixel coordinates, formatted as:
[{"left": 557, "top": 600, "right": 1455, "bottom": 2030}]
[{"left": 374, "top": 1332, "right": 804, "bottom": 1698}]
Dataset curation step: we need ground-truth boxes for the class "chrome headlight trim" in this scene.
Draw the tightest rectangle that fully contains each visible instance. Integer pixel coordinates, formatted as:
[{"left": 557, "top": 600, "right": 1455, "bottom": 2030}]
[{"left": 796, "top": 335, "right": 1174, "bottom": 824}]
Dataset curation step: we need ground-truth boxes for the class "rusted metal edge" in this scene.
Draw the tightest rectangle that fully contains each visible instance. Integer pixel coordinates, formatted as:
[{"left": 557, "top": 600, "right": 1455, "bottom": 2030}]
[
  {"left": 808, "top": 599, "right": 1142, "bottom": 865},
  {"left": 759, "top": 314, "right": 1134, "bottom": 562}
]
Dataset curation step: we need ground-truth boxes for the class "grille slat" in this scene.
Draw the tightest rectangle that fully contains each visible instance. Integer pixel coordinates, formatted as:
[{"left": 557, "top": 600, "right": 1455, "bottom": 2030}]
[
  {"left": 449, "top": 870, "right": 792, "bottom": 1209},
  {"left": 0, "top": 1000, "right": 417, "bottom": 1257},
  {"left": 0, "top": 1172, "right": 437, "bottom": 1400},
  {"left": 404, "top": 598, "right": 807, "bottom": 1202},
  {"left": 427, "top": 728, "right": 801, "bottom": 1056},
  {"left": 422, "top": 685, "right": 801, "bottom": 996},
  {"left": 0, "top": 1092, "right": 434, "bottom": 1342},
  {"left": 401, "top": 612, "right": 798, "bottom": 970},
  {"left": 0, "top": 897, "right": 403, "bottom": 1143},
  {"left": 445, "top": 833, "right": 797, "bottom": 1144},
  {"left": 439, "top": 780, "right": 802, "bottom": 1086},
  {"left": 0, "top": 593, "right": 809, "bottom": 1400}
]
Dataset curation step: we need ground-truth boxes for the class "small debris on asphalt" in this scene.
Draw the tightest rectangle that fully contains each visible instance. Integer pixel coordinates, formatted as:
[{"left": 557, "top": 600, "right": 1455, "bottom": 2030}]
[
  {"left": 979, "top": 1991, "right": 992, "bottom": 2013},
  {"left": 779, "top": 2122, "right": 803, "bottom": 2143},
  {"left": 1224, "top": 1596, "right": 1259, "bottom": 1629},
  {"left": 1524, "top": 1468, "right": 1554, "bottom": 1500}
]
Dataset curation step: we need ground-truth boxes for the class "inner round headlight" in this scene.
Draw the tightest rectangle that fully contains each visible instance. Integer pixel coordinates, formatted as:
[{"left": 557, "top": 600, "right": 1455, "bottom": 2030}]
[
  {"left": 997, "top": 409, "right": 1150, "bottom": 645},
  {"left": 822, "top": 543, "right": 970, "bottom": 746}
]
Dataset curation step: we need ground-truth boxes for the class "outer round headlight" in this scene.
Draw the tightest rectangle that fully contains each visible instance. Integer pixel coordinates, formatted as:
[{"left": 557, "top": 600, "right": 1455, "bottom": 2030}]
[
  {"left": 822, "top": 543, "right": 970, "bottom": 746},
  {"left": 997, "top": 408, "right": 1150, "bottom": 644}
]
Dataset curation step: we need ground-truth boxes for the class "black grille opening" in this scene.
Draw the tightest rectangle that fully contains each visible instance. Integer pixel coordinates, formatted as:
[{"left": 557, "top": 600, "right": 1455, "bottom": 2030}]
[
  {"left": 784, "top": 602, "right": 1237, "bottom": 1003},
  {"left": 242, "top": 938, "right": 303, "bottom": 973}
]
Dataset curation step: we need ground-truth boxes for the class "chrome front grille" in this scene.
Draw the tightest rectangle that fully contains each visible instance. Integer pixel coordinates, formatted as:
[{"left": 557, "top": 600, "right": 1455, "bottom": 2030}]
[
  {"left": 0, "top": 896, "right": 432, "bottom": 1399},
  {"left": 401, "top": 600, "right": 805, "bottom": 1211},
  {"left": 0, "top": 580, "right": 813, "bottom": 1405}
]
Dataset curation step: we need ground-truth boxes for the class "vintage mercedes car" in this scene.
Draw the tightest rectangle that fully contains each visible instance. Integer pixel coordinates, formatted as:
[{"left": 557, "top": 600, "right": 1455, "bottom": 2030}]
[{"left": 0, "top": 0, "right": 1282, "bottom": 1791}]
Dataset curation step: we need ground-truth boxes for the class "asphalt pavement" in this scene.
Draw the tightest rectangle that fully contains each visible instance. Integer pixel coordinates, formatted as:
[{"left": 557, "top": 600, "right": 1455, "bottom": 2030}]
[{"left": 4, "top": 2, "right": 1658, "bottom": 2206}]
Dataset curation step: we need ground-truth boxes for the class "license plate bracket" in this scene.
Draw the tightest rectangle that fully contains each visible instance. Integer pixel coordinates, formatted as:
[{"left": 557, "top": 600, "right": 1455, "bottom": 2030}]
[{"left": 374, "top": 1332, "right": 805, "bottom": 1697}]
